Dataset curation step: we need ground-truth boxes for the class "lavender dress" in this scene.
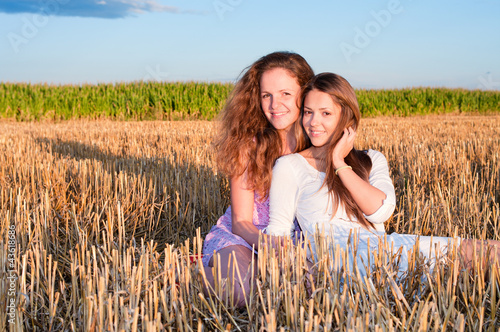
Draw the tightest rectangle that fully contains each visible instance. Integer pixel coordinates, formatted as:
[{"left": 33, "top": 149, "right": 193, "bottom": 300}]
[{"left": 202, "top": 193, "right": 271, "bottom": 267}]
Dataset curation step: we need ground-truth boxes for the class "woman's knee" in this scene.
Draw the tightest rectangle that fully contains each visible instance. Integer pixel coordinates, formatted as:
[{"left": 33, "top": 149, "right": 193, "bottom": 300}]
[
  {"left": 207, "top": 245, "right": 256, "bottom": 307},
  {"left": 211, "top": 245, "right": 254, "bottom": 270}
]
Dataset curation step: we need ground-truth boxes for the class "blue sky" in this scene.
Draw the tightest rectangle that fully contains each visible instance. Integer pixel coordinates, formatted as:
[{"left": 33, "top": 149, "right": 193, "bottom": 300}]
[{"left": 1, "top": 0, "right": 499, "bottom": 90}]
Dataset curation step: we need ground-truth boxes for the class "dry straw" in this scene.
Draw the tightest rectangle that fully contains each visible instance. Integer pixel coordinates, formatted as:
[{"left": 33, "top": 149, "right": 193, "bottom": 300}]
[{"left": 0, "top": 115, "right": 499, "bottom": 331}]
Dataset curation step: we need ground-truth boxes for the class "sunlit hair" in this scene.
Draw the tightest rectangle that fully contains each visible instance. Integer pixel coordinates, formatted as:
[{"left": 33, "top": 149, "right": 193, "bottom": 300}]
[
  {"left": 214, "top": 51, "right": 314, "bottom": 198},
  {"left": 300, "top": 72, "right": 374, "bottom": 230}
]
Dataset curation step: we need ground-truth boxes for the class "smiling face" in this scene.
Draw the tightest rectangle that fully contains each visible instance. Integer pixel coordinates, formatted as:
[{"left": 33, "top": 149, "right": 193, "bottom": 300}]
[
  {"left": 302, "top": 89, "right": 342, "bottom": 150},
  {"left": 260, "top": 68, "right": 301, "bottom": 132}
]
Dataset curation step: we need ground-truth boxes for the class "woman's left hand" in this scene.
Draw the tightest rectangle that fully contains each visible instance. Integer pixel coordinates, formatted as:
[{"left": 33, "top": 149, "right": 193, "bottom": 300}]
[{"left": 332, "top": 127, "right": 356, "bottom": 168}]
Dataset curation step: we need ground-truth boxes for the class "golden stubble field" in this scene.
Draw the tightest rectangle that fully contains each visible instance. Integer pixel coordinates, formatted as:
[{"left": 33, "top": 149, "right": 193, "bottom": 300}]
[{"left": 0, "top": 115, "right": 499, "bottom": 331}]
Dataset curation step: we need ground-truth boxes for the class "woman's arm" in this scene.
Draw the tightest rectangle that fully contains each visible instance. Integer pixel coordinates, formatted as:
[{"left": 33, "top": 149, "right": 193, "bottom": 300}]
[
  {"left": 265, "top": 157, "right": 298, "bottom": 236},
  {"left": 230, "top": 169, "right": 261, "bottom": 248},
  {"left": 332, "top": 128, "right": 393, "bottom": 217},
  {"left": 364, "top": 150, "right": 396, "bottom": 223}
]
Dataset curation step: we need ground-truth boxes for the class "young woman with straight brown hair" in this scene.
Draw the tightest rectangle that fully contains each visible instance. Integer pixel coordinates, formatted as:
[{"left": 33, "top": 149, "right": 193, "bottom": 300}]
[{"left": 265, "top": 72, "right": 500, "bottom": 277}]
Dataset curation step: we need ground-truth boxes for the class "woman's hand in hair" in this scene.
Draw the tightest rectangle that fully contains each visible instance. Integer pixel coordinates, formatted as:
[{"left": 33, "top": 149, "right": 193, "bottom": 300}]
[
  {"left": 333, "top": 128, "right": 388, "bottom": 216},
  {"left": 332, "top": 127, "right": 356, "bottom": 169}
]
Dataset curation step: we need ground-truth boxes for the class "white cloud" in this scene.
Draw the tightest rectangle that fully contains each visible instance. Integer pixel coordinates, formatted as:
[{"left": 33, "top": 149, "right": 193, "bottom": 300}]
[{"left": 0, "top": 0, "right": 205, "bottom": 18}]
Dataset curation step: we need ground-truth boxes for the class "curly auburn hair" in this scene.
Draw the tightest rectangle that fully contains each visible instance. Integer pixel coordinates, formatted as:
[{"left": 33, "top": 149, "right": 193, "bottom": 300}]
[
  {"left": 214, "top": 52, "right": 314, "bottom": 198},
  {"left": 300, "top": 72, "right": 374, "bottom": 230}
]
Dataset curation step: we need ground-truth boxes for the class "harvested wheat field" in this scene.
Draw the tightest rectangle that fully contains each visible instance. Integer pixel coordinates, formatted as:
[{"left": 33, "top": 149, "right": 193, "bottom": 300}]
[{"left": 0, "top": 115, "right": 499, "bottom": 331}]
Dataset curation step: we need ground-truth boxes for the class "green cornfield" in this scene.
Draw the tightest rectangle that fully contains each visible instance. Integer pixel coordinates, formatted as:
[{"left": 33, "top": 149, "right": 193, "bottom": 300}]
[
  {"left": 0, "top": 82, "right": 233, "bottom": 121},
  {"left": 1, "top": 82, "right": 499, "bottom": 121}
]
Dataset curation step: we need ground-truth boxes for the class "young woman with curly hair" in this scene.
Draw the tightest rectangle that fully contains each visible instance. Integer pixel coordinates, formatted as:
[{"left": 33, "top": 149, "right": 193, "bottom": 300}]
[{"left": 201, "top": 51, "right": 314, "bottom": 306}]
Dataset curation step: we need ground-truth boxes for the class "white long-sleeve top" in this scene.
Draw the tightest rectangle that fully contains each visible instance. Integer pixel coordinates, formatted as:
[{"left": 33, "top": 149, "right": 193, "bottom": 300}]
[
  {"left": 265, "top": 150, "right": 459, "bottom": 275},
  {"left": 265, "top": 150, "right": 396, "bottom": 245}
]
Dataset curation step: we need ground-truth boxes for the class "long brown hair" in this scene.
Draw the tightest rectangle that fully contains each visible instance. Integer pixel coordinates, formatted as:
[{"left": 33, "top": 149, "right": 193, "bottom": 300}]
[
  {"left": 214, "top": 52, "right": 314, "bottom": 198},
  {"left": 300, "top": 73, "right": 374, "bottom": 229}
]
